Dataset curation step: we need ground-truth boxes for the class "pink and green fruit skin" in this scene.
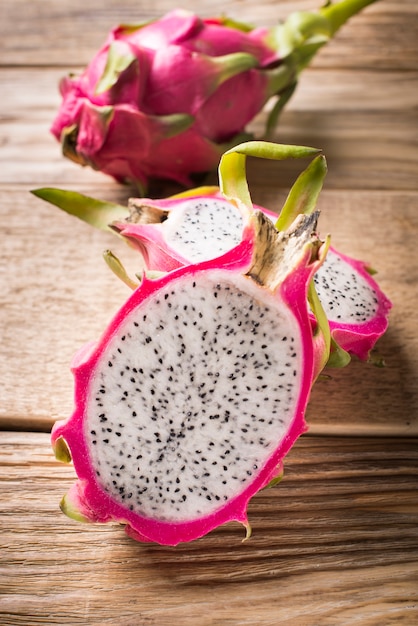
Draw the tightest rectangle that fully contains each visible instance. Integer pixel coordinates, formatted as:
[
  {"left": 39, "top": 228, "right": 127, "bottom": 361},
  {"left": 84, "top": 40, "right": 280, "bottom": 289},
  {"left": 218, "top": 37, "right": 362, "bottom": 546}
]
[
  {"left": 51, "top": 213, "right": 322, "bottom": 546},
  {"left": 50, "top": 1, "right": 377, "bottom": 189},
  {"left": 50, "top": 9, "right": 278, "bottom": 189}
]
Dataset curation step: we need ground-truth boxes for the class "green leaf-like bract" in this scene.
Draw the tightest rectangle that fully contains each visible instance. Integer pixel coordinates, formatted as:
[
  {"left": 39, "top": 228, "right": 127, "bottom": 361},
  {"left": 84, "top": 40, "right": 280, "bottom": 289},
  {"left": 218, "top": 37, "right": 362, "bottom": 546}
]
[
  {"left": 31, "top": 188, "right": 129, "bottom": 231},
  {"left": 219, "top": 140, "right": 321, "bottom": 208}
]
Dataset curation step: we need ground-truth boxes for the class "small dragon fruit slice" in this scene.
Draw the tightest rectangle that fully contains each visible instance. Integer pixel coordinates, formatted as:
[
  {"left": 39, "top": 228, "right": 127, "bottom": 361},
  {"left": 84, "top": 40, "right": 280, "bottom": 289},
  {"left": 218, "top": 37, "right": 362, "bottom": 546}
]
[
  {"left": 112, "top": 190, "right": 257, "bottom": 271},
  {"left": 312, "top": 247, "right": 391, "bottom": 361},
  {"left": 52, "top": 210, "right": 323, "bottom": 545}
]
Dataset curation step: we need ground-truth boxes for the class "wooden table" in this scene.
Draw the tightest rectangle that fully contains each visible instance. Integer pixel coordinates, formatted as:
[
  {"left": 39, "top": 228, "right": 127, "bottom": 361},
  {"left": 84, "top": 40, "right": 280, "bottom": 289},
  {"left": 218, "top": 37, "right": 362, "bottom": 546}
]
[{"left": 1, "top": 1, "right": 417, "bottom": 623}]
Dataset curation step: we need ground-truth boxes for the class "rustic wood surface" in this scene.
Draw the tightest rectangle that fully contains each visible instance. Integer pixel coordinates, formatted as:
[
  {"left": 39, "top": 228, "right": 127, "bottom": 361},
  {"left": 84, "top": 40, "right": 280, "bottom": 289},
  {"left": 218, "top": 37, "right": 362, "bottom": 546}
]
[
  {"left": 1, "top": 432, "right": 418, "bottom": 624},
  {"left": 1, "top": 0, "right": 417, "bottom": 624}
]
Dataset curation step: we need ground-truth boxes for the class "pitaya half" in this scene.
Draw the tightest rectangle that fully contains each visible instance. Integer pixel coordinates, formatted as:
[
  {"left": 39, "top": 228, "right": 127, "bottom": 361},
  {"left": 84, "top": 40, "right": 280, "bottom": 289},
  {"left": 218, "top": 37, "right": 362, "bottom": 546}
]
[
  {"left": 312, "top": 247, "right": 391, "bottom": 362},
  {"left": 50, "top": 0, "right": 377, "bottom": 190},
  {"left": 52, "top": 209, "right": 325, "bottom": 545}
]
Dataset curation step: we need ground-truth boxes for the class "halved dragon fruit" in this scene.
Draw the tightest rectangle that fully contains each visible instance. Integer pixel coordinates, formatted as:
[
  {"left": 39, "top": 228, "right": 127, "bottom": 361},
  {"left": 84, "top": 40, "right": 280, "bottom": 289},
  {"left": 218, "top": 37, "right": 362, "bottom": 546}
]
[
  {"left": 312, "top": 247, "right": 391, "bottom": 361},
  {"left": 35, "top": 140, "right": 392, "bottom": 544},
  {"left": 52, "top": 209, "right": 324, "bottom": 545}
]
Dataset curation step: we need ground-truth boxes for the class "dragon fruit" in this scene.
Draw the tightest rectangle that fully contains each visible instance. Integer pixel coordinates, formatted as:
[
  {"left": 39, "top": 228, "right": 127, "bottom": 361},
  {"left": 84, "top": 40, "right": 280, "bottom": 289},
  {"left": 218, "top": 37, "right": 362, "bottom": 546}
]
[
  {"left": 51, "top": 0, "right": 377, "bottom": 190},
  {"left": 312, "top": 247, "right": 391, "bottom": 361},
  {"left": 45, "top": 142, "right": 336, "bottom": 545},
  {"left": 111, "top": 189, "right": 252, "bottom": 271},
  {"left": 52, "top": 208, "right": 325, "bottom": 545}
]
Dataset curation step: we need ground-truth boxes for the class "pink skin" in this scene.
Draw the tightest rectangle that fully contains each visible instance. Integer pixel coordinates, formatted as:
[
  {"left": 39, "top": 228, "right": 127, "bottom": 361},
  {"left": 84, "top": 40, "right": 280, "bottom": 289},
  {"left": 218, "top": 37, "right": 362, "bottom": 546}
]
[
  {"left": 141, "top": 127, "right": 224, "bottom": 187},
  {"left": 117, "top": 226, "right": 188, "bottom": 272},
  {"left": 73, "top": 104, "right": 154, "bottom": 187},
  {"left": 194, "top": 69, "right": 269, "bottom": 142},
  {"left": 82, "top": 41, "right": 150, "bottom": 107},
  {"left": 188, "top": 21, "right": 276, "bottom": 65},
  {"left": 51, "top": 224, "right": 318, "bottom": 545},
  {"left": 50, "top": 10, "right": 279, "bottom": 186},
  {"left": 140, "top": 45, "right": 270, "bottom": 141},
  {"left": 118, "top": 10, "right": 204, "bottom": 51},
  {"left": 51, "top": 41, "right": 150, "bottom": 131},
  {"left": 123, "top": 11, "right": 275, "bottom": 64},
  {"left": 50, "top": 78, "right": 83, "bottom": 140},
  {"left": 53, "top": 98, "right": 224, "bottom": 187},
  {"left": 142, "top": 45, "right": 227, "bottom": 115}
]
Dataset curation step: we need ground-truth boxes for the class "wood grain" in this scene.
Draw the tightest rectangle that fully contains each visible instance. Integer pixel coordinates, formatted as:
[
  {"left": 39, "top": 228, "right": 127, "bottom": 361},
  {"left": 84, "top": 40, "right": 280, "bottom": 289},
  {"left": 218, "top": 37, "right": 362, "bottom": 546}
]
[
  {"left": 2, "top": 67, "right": 417, "bottom": 190},
  {"left": 1, "top": 0, "right": 417, "bottom": 623},
  {"left": 1, "top": 1, "right": 417, "bottom": 69},
  {"left": 2, "top": 187, "right": 416, "bottom": 434},
  {"left": 1, "top": 432, "right": 417, "bottom": 625}
]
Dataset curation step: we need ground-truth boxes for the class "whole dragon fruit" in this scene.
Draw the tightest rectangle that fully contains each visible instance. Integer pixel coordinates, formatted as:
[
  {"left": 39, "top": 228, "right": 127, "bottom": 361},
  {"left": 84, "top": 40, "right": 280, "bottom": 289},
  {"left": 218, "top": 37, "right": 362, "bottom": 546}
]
[
  {"left": 52, "top": 208, "right": 325, "bottom": 546},
  {"left": 51, "top": 0, "right": 377, "bottom": 190}
]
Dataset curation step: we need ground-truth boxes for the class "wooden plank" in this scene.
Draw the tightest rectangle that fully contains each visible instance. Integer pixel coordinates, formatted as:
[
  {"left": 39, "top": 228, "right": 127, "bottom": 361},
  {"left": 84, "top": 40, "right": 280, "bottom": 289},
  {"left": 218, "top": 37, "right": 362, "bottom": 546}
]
[
  {"left": 1, "top": 1, "right": 416, "bottom": 70},
  {"left": 244, "top": 188, "right": 418, "bottom": 437},
  {"left": 4, "top": 67, "right": 417, "bottom": 120},
  {"left": 0, "top": 189, "right": 134, "bottom": 431},
  {"left": 1, "top": 67, "right": 417, "bottom": 190},
  {"left": 251, "top": 108, "right": 418, "bottom": 192},
  {"left": 0, "top": 432, "right": 417, "bottom": 624},
  {"left": 1, "top": 187, "right": 417, "bottom": 435},
  {"left": 1, "top": 0, "right": 416, "bottom": 620},
  {"left": 3, "top": 111, "right": 416, "bottom": 191}
]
